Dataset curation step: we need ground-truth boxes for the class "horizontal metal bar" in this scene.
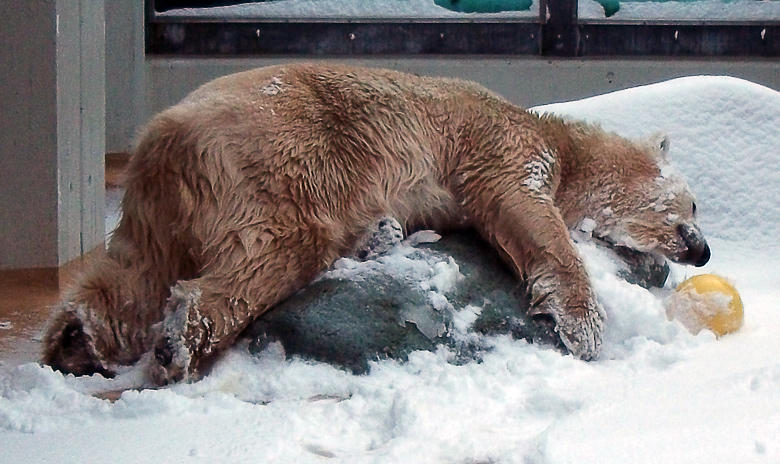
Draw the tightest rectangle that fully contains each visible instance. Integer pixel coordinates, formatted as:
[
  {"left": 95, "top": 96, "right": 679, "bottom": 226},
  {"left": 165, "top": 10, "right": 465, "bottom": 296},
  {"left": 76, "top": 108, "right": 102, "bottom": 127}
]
[
  {"left": 578, "top": 23, "right": 780, "bottom": 57},
  {"left": 146, "top": 21, "right": 541, "bottom": 55}
]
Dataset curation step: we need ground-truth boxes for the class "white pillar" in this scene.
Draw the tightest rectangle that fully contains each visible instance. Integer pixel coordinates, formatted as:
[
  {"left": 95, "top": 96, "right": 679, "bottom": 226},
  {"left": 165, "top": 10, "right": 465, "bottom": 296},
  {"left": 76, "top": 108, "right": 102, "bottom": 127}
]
[{"left": 0, "top": 0, "right": 105, "bottom": 270}]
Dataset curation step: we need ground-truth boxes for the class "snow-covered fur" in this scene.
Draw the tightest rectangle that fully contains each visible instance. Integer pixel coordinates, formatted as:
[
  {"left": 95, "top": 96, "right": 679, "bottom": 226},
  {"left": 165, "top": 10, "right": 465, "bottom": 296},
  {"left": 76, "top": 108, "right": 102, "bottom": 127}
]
[{"left": 41, "top": 63, "right": 710, "bottom": 385}]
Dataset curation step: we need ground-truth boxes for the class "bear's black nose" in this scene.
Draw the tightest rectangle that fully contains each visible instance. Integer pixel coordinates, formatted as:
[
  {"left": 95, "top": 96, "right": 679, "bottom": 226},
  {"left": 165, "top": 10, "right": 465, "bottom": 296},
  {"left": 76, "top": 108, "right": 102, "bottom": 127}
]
[
  {"left": 677, "top": 223, "right": 710, "bottom": 267},
  {"left": 695, "top": 243, "right": 711, "bottom": 267}
]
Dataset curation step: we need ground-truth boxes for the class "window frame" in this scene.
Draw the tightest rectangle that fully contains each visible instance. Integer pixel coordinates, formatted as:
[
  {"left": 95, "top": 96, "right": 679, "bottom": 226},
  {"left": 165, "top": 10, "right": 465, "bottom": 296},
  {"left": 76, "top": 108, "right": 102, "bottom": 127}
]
[{"left": 145, "top": 0, "right": 780, "bottom": 57}]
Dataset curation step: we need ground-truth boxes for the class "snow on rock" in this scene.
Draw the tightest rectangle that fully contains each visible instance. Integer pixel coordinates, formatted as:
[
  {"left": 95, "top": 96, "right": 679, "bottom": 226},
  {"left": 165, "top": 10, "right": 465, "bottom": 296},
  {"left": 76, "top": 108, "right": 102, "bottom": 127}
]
[{"left": 2, "top": 76, "right": 780, "bottom": 463}]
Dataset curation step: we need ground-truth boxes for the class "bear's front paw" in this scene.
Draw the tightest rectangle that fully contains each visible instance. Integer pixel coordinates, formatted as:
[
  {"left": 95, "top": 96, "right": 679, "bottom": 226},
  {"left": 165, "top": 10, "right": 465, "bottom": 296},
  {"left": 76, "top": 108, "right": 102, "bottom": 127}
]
[
  {"left": 145, "top": 282, "right": 202, "bottom": 386},
  {"left": 551, "top": 301, "right": 604, "bottom": 361},
  {"left": 529, "top": 285, "right": 605, "bottom": 361}
]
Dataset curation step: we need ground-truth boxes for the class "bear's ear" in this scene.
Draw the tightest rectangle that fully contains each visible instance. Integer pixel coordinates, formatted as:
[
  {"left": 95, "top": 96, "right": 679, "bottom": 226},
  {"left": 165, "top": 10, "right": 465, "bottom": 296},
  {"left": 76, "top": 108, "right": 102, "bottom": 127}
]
[{"left": 649, "top": 132, "right": 671, "bottom": 162}]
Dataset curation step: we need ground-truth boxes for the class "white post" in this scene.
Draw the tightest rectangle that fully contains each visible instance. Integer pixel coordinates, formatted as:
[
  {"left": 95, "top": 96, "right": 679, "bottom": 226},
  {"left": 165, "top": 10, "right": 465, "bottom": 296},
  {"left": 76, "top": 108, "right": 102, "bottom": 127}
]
[{"left": 0, "top": 0, "right": 105, "bottom": 270}]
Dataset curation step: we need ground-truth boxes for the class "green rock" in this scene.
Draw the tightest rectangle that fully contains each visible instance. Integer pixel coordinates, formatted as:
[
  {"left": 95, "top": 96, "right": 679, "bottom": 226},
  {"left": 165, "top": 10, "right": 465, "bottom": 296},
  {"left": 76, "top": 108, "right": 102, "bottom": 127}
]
[
  {"left": 245, "top": 231, "right": 558, "bottom": 373},
  {"left": 245, "top": 230, "right": 668, "bottom": 373}
]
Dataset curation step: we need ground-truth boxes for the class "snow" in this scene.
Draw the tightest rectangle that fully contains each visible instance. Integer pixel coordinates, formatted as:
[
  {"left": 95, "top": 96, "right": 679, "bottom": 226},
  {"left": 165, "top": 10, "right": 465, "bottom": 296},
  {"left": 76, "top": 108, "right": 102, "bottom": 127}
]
[
  {"left": 159, "top": 0, "right": 780, "bottom": 21},
  {"left": 579, "top": 0, "right": 780, "bottom": 21},
  {"left": 2, "top": 75, "right": 780, "bottom": 463},
  {"left": 159, "top": 0, "right": 537, "bottom": 19}
]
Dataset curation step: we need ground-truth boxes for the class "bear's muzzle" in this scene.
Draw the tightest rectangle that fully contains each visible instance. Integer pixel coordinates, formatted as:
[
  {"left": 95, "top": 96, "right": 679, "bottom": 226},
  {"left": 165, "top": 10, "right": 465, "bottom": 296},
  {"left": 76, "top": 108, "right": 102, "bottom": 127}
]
[{"left": 677, "top": 223, "right": 710, "bottom": 267}]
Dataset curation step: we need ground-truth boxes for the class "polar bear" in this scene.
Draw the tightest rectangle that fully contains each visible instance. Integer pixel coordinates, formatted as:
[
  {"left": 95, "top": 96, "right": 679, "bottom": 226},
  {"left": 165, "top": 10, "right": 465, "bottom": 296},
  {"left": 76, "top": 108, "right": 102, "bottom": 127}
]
[{"left": 42, "top": 63, "right": 710, "bottom": 385}]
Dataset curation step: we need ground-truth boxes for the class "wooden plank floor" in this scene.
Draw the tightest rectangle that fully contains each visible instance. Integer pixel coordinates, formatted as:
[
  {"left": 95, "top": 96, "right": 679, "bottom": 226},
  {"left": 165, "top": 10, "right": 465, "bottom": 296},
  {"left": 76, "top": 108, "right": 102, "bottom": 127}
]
[
  {"left": 0, "top": 268, "right": 61, "bottom": 365},
  {"left": 0, "top": 155, "right": 127, "bottom": 367}
]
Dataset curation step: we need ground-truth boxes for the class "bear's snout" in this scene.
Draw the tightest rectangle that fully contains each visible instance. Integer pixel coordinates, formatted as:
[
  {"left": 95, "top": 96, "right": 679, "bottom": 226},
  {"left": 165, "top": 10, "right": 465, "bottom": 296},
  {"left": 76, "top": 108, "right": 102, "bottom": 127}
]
[{"left": 677, "top": 223, "right": 710, "bottom": 267}]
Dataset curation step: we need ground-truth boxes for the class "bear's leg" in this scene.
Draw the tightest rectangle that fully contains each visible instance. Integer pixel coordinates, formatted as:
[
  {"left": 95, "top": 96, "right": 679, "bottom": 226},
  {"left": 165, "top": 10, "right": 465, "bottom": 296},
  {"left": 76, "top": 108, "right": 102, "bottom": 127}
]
[
  {"left": 459, "top": 189, "right": 605, "bottom": 360},
  {"left": 146, "top": 226, "right": 333, "bottom": 385}
]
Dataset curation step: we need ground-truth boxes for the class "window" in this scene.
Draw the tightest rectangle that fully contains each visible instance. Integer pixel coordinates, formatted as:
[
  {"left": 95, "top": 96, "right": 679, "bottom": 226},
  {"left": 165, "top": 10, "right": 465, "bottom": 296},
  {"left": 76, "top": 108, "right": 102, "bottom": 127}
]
[
  {"left": 146, "top": 0, "right": 541, "bottom": 55},
  {"left": 146, "top": 0, "right": 780, "bottom": 56},
  {"left": 582, "top": 0, "right": 780, "bottom": 20},
  {"left": 153, "top": 0, "right": 538, "bottom": 19}
]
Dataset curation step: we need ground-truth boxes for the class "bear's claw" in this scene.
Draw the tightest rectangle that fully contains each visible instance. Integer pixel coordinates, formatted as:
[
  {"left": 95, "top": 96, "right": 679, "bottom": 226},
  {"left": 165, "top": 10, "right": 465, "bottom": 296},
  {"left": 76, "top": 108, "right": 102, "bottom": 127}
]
[
  {"left": 154, "top": 341, "right": 174, "bottom": 366},
  {"left": 528, "top": 286, "right": 605, "bottom": 361},
  {"left": 552, "top": 304, "right": 605, "bottom": 361},
  {"left": 147, "top": 337, "right": 188, "bottom": 386}
]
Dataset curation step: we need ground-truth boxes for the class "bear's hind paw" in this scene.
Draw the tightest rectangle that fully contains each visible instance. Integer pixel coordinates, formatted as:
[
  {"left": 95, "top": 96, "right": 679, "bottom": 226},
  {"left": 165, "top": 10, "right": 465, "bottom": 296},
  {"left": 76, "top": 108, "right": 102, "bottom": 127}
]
[
  {"left": 145, "top": 281, "right": 202, "bottom": 386},
  {"left": 42, "top": 310, "right": 115, "bottom": 378}
]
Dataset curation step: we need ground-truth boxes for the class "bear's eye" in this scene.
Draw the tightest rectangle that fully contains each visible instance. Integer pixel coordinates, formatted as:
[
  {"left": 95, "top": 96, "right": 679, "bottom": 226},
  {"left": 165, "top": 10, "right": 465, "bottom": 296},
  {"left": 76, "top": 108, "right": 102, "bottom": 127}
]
[{"left": 691, "top": 202, "right": 697, "bottom": 215}]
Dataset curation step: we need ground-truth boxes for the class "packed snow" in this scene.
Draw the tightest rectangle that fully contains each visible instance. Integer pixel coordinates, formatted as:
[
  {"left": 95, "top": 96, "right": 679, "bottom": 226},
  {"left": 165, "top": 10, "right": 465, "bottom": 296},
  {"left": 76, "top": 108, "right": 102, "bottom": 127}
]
[
  {"left": 159, "top": 0, "right": 780, "bottom": 21},
  {"left": 579, "top": 0, "right": 780, "bottom": 21},
  {"left": 158, "top": 0, "right": 537, "bottom": 19},
  {"left": 2, "top": 75, "right": 780, "bottom": 463}
]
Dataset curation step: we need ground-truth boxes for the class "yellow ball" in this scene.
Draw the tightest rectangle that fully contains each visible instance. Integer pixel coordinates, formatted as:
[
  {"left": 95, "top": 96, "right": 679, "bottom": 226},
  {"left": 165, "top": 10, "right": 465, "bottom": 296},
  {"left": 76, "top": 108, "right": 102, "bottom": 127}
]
[{"left": 666, "top": 274, "right": 744, "bottom": 337}]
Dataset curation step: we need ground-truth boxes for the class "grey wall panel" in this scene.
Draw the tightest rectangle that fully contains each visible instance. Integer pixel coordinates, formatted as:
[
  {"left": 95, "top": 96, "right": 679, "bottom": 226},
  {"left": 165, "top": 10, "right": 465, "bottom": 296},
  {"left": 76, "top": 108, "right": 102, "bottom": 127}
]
[
  {"left": 0, "top": 0, "right": 105, "bottom": 270},
  {"left": 106, "top": 0, "right": 145, "bottom": 153},
  {"left": 0, "top": 0, "right": 59, "bottom": 269},
  {"left": 145, "top": 57, "right": 780, "bottom": 118}
]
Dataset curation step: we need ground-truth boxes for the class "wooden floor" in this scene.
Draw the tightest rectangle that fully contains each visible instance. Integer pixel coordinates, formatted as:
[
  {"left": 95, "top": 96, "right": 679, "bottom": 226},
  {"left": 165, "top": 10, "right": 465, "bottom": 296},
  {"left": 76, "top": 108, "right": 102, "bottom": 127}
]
[{"left": 0, "top": 155, "right": 127, "bottom": 366}]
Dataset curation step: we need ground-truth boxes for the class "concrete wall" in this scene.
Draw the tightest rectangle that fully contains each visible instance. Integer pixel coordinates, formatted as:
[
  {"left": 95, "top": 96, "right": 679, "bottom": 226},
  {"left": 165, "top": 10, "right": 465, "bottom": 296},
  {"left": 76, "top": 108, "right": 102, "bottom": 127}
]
[
  {"left": 146, "top": 57, "right": 780, "bottom": 118},
  {"left": 106, "top": 0, "right": 146, "bottom": 153},
  {"left": 0, "top": 0, "right": 59, "bottom": 269},
  {"left": 0, "top": 0, "right": 105, "bottom": 270}
]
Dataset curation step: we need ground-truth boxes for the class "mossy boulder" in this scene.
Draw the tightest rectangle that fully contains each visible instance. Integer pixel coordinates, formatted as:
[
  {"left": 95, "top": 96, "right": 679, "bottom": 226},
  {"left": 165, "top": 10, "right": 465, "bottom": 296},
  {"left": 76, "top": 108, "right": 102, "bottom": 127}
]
[{"left": 244, "top": 230, "right": 668, "bottom": 373}]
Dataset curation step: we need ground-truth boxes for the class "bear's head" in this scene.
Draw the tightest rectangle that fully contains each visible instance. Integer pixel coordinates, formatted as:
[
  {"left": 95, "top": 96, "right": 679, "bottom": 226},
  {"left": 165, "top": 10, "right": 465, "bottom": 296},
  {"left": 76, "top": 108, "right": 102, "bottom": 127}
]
[{"left": 584, "top": 133, "right": 710, "bottom": 268}]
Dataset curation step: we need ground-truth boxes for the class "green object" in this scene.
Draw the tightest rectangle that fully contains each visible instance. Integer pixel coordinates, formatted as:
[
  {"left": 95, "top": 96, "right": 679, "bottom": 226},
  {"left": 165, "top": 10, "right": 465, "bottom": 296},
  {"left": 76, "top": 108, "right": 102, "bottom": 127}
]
[
  {"left": 245, "top": 231, "right": 560, "bottom": 373},
  {"left": 434, "top": 0, "right": 532, "bottom": 14},
  {"left": 245, "top": 230, "right": 670, "bottom": 373},
  {"left": 596, "top": 0, "right": 621, "bottom": 17}
]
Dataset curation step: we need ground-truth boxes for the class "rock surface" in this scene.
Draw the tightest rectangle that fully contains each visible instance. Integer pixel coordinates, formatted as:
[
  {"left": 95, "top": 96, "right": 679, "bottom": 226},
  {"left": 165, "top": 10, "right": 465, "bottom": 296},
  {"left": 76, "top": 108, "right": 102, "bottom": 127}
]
[{"left": 244, "top": 229, "right": 668, "bottom": 373}]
